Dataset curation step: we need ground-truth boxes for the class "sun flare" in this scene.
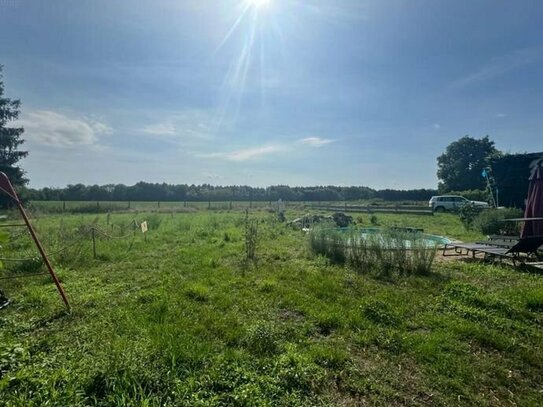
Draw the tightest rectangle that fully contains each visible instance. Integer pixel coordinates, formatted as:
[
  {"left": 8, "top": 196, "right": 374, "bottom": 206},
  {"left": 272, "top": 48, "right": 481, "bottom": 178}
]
[{"left": 248, "top": 0, "right": 271, "bottom": 9}]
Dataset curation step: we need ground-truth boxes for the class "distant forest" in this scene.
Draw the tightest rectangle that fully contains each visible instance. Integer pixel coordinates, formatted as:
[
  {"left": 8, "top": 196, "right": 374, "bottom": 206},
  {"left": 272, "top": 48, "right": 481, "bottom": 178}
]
[{"left": 22, "top": 183, "right": 438, "bottom": 202}]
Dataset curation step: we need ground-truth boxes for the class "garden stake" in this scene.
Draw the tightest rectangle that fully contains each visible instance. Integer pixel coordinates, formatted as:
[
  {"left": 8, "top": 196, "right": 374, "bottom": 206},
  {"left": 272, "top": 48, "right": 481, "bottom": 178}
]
[
  {"left": 91, "top": 227, "right": 97, "bottom": 259},
  {"left": 0, "top": 172, "right": 70, "bottom": 309}
]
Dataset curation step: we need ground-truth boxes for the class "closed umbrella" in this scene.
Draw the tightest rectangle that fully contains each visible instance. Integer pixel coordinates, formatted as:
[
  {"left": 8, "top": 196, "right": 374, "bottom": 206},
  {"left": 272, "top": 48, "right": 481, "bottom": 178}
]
[{"left": 520, "top": 162, "right": 543, "bottom": 238}]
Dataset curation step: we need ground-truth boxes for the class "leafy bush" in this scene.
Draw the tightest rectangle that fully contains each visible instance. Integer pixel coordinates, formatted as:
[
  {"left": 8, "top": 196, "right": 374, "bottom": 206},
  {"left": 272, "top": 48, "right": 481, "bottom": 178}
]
[
  {"left": 473, "top": 208, "right": 523, "bottom": 236},
  {"left": 458, "top": 202, "right": 483, "bottom": 230}
]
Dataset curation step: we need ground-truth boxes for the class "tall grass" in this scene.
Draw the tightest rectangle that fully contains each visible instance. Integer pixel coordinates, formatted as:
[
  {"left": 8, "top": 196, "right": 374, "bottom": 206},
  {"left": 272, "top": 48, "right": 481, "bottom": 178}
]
[
  {"left": 309, "top": 227, "right": 436, "bottom": 276},
  {"left": 307, "top": 224, "right": 346, "bottom": 264}
]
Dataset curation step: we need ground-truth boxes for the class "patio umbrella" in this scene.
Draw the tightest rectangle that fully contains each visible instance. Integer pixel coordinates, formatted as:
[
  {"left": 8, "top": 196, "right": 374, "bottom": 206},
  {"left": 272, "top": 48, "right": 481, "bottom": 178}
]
[{"left": 520, "top": 162, "right": 543, "bottom": 238}]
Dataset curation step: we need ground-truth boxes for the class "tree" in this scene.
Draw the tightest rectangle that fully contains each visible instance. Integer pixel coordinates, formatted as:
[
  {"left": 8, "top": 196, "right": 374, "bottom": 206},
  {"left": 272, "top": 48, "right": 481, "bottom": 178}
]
[
  {"left": 0, "top": 66, "right": 28, "bottom": 206},
  {"left": 437, "top": 135, "right": 500, "bottom": 192}
]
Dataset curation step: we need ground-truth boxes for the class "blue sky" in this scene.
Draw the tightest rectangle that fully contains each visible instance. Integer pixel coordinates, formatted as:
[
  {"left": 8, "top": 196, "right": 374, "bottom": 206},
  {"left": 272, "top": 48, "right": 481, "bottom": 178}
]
[{"left": 1, "top": 0, "right": 542, "bottom": 188}]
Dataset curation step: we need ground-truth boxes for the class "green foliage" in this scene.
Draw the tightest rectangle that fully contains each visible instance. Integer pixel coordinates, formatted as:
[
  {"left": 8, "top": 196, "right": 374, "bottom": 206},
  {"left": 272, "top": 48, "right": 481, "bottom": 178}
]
[
  {"left": 244, "top": 210, "right": 259, "bottom": 267},
  {"left": 307, "top": 225, "right": 346, "bottom": 264},
  {"left": 0, "top": 210, "right": 542, "bottom": 405},
  {"left": 447, "top": 189, "right": 489, "bottom": 201},
  {"left": 309, "top": 227, "right": 437, "bottom": 277},
  {"left": 473, "top": 208, "right": 523, "bottom": 235},
  {"left": 525, "top": 289, "right": 543, "bottom": 312},
  {"left": 363, "top": 300, "right": 399, "bottom": 326},
  {"left": 437, "top": 135, "right": 500, "bottom": 192},
  {"left": 243, "top": 321, "right": 280, "bottom": 356},
  {"left": 458, "top": 202, "right": 483, "bottom": 230},
  {"left": 0, "top": 66, "right": 28, "bottom": 208},
  {"left": 185, "top": 284, "right": 210, "bottom": 302}
]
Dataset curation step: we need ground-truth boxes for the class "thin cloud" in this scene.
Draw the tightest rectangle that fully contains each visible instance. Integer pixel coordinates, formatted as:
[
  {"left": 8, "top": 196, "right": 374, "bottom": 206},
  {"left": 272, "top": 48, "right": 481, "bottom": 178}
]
[
  {"left": 202, "top": 145, "right": 285, "bottom": 162},
  {"left": 141, "top": 110, "right": 214, "bottom": 140},
  {"left": 20, "top": 110, "right": 111, "bottom": 147},
  {"left": 298, "top": 137, "right": 335, "bottom": 147},
  {"left": 142, "top": 122, "right": 177, "bottom": 136},
  {"left": 451, "top": 46, "right": 543, "bottom": 89},
  {"left": 433, "top": 123, "right": 441, "bottom": 129}
]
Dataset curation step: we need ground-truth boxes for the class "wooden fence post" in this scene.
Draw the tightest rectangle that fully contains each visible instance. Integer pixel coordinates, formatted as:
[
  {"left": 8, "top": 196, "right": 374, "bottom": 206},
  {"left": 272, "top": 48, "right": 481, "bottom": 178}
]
[{"left": 91, "top": 227, "right": 97, "bottom": 259}]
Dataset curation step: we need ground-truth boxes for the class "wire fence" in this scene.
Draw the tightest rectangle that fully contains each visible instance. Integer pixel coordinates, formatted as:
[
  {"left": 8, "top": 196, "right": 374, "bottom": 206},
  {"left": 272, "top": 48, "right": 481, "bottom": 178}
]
[
  {"left": 28, "top": 200, "right": 313, "bottom": 214},
  {"left": 0, "top": 214, "right": 146, "bottom": 280}
]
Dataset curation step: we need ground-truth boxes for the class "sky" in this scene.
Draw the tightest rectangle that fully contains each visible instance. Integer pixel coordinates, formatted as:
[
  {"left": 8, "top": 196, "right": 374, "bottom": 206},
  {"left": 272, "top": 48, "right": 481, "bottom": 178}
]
[{"left": 1, "top": 0, "right": 542, "bottom": 189}]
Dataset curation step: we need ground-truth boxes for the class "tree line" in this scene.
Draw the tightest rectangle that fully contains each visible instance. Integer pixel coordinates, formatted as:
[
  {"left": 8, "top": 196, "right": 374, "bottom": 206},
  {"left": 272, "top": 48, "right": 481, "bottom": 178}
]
[
  {"left": 1, "top": 64, "right": 539, "bottom": 208},
  {"left": 20, "top": 184, "right": 438, "bottom": 203}
]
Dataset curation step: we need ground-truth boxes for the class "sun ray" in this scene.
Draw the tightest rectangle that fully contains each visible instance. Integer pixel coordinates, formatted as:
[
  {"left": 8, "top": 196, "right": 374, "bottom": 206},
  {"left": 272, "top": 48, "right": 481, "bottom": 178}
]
[
  {"left": 214, "top": 2, "right": 252, "bottom": 55},
  {"left": 209, "top": 0, "right": 277, "bottom": 133}
]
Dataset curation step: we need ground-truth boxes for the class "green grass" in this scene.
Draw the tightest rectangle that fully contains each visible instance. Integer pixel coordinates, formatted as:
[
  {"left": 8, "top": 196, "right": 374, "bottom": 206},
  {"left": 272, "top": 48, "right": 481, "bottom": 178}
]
[{"left": 0, "top": 210, "right": 542, "bottom": 406}]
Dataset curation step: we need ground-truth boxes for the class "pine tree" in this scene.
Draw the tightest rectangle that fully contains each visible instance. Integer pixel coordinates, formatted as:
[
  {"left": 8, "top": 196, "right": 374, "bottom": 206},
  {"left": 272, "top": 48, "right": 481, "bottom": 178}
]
[{"left": 0, "top": 65, "right": 28, "bottom": 206}]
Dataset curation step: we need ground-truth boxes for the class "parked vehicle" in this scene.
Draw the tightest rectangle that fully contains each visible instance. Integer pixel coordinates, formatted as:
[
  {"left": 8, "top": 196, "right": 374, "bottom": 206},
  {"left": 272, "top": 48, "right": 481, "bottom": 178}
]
[{"left": 429, "top": 195, "right": 490, "bottom": 212}]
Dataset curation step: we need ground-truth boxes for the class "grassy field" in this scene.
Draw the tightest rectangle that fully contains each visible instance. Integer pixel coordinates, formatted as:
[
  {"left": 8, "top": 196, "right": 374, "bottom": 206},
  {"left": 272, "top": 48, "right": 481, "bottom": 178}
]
[{"left": 0, "top": 209, "right": 542, "bottom": 406}]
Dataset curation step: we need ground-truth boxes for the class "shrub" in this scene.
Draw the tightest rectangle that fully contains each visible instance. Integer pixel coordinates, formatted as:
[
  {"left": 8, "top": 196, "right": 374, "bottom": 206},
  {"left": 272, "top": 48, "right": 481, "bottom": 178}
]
[
  {"left": 473, "top": 208, "right": 523, "bottom": 236},
  {"left": 458, "top": 202, "right": 483, "bottom": 231}
]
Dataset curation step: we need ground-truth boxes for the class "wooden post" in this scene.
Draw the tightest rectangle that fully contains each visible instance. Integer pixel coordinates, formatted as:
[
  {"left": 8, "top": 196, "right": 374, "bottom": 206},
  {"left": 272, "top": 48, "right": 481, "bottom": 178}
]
[
  {"left": 229, "top": 201, "right": 232, "bottom": 210},
  {"left": 91, "top": 227, "right": 97, "bottom": 259},
  {"left": 63, "top": 201, "right": 66, "bottom": 211},
  {"left": 158, "top": 201, "right": 160, "bottom": 209},
  {"left": 96, "top": 201, "right": 100, "bottom": 209},
  {"left": 208, "top": 200, "right": 211, "bottom": 210},
  {"left": 128, "top": 201, "right": 131, "bottom": 209},
  {"left": 184, "top": 200, "right": 187, "bottom": 208}
]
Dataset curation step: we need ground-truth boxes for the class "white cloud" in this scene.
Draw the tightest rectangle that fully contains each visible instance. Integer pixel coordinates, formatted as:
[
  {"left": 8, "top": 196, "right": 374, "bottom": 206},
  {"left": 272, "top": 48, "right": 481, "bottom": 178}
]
[
  {"left": 496, "top": 113, "right": 507, "bottom": 118},
  {"left": 201, "top": 137, "right": 335, "bottom": 162},
  {"left": 20, "top": 110, "right": 111, "bottom": 147},
  {"left": 141, "top": 110, "right": 214, "bottom": 140},
  {"left": 142, "top": 122, "right": 177, "bottom": 136},
  {"left": 433, "top": 123, "right": 441, "bottom": 129},
  {"left": 298, "top": 137, "right": 335, "bottom": 147},
  {"left": 202, "top": 145, "right": 285, "bottom": 162}
]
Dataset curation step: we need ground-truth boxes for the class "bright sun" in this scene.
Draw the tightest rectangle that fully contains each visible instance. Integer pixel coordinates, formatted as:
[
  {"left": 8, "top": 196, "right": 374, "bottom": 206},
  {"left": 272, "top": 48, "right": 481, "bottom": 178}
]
[{"left": 248, "top": 0, "right": 271, "bottom": 8}]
